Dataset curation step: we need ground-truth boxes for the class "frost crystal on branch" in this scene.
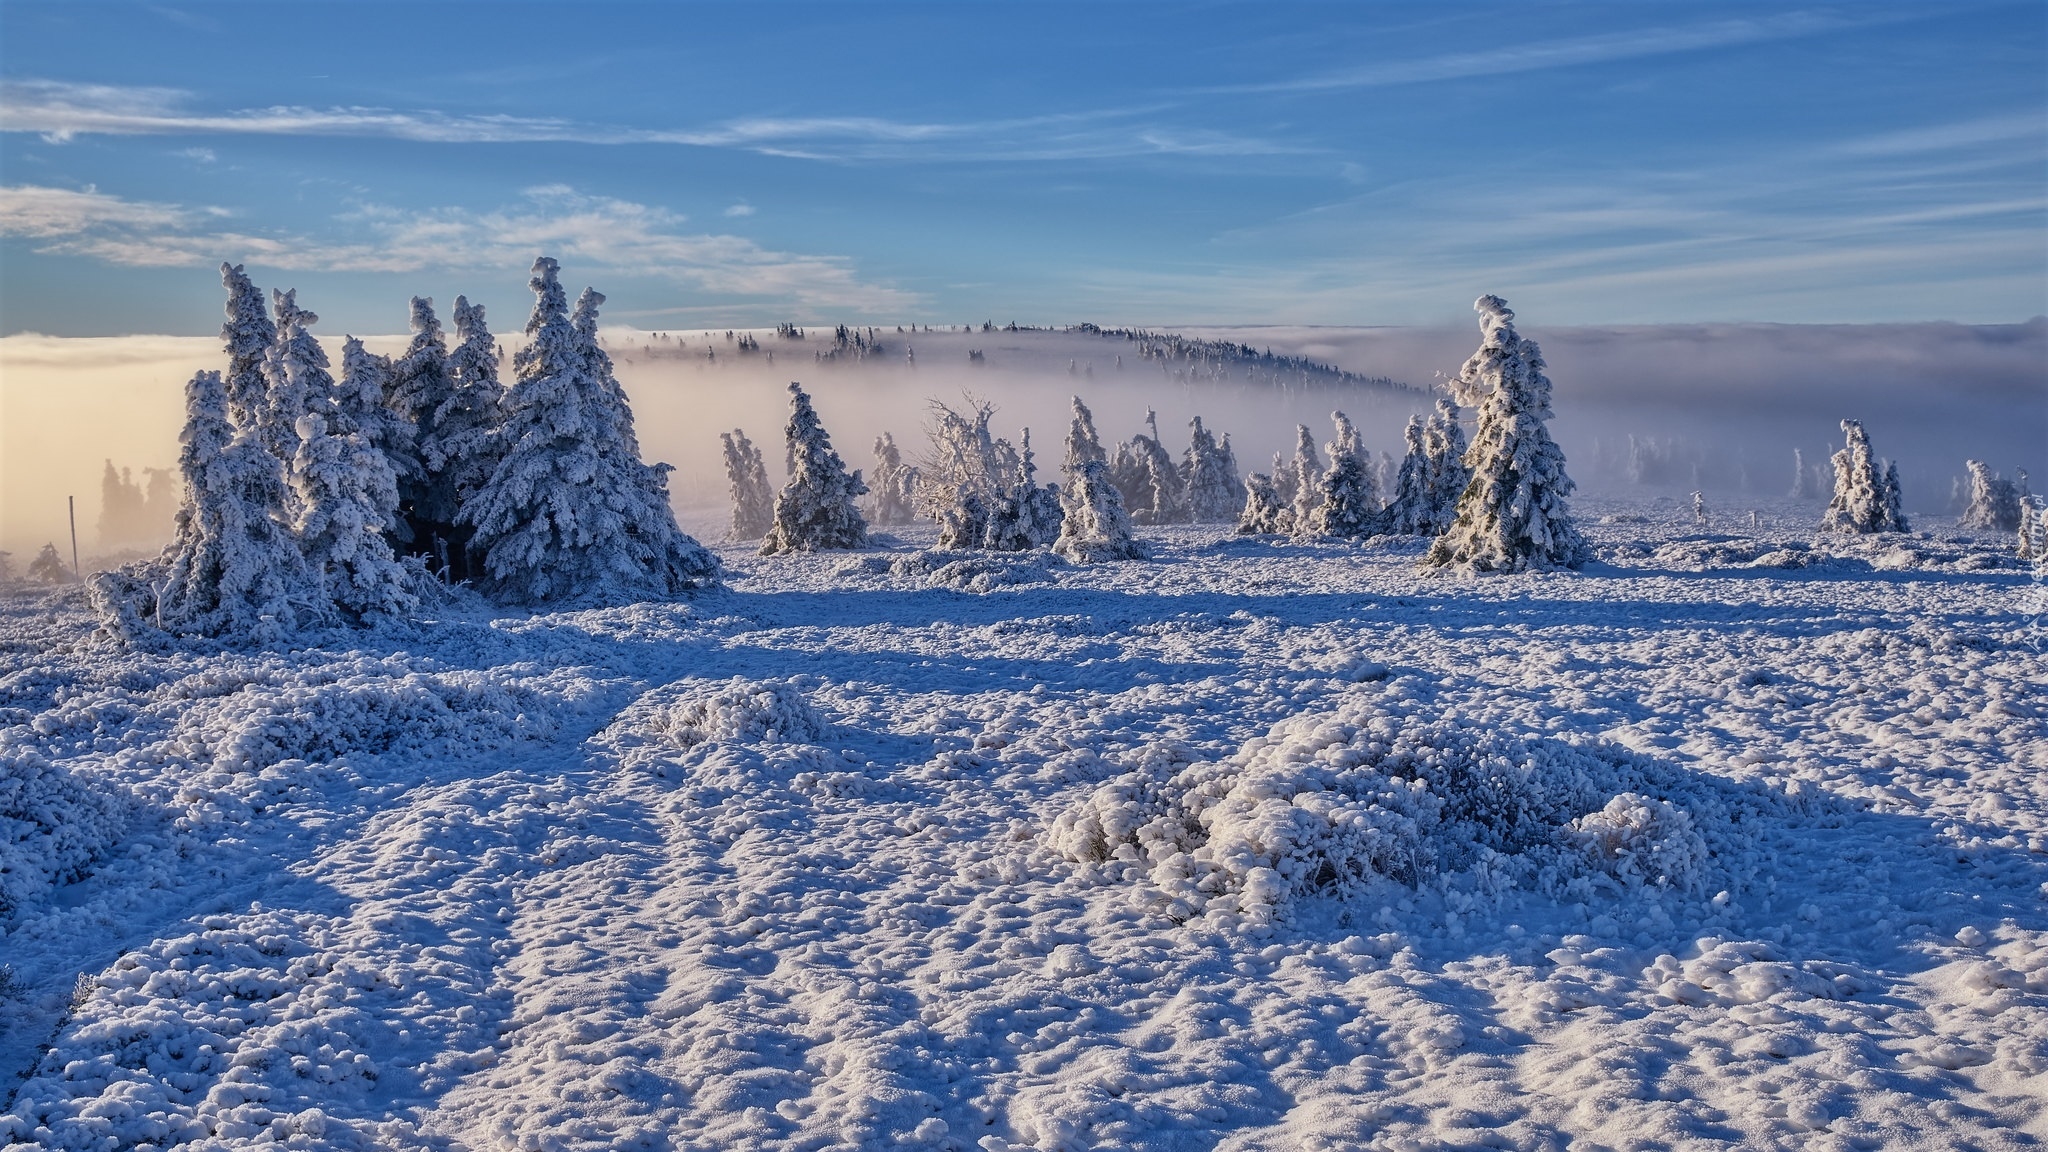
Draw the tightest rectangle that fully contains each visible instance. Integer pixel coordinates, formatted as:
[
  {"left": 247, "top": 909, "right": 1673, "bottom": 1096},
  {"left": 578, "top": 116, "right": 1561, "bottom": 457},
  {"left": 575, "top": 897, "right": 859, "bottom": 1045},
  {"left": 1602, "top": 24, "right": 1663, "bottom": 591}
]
[
  {"left": 761, "top": 382, "right": 870, "bottom": 554},
  {"left": 1426, "top": 295, "right": 1586, "bottom": 572}
]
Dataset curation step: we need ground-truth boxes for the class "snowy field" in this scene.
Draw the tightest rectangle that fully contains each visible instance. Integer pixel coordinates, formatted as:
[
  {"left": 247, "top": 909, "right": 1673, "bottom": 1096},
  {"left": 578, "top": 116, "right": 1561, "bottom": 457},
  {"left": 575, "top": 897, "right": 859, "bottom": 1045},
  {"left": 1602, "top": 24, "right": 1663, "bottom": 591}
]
[{"left": 2, "top": 502, "right": 2045, "bottom": 1151}]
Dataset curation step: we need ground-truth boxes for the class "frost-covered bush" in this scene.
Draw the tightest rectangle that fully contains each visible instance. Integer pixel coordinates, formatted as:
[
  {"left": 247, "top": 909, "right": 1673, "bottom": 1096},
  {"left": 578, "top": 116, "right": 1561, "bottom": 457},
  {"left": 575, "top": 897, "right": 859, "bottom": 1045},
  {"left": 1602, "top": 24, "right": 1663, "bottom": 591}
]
[
  {"left": 0, "top": 748, "right": 128, "bottom": 919},
  {"left": 1181, "top": 417, "right": 1245, "bottom": 523},
  {"left": 1286, "top": 424, "right": 1326, "bottom": 533},
  {"left": 1235, "top": 472, "right": 1291, "bottom": 535},
  {"left": 1427, "top": 296, "right": 1586, "bottom": 572},
  {"left": 1050, "top": 700, "right": 1715, "bottom": 927},
  {"left": 982, "top": 429, "right": 1063, "bottom": 551},
  {"left": 863, "top": 549, "right": 1064, "bottom": 592},
  {"left": 1821, "top": 419, "right": 1907, "bottom": 534},
  {"left": 1960, "top": 460, "right": 2021, "bottom": 532},
  {"left": 761, "top": 382, "right": 870, "bottom": 554},
  {"left": 647, "top": 678, "right": 826, "bottom": 748},
  {"left": 1565, "top": 793, "right": 1708, "bottom": 894},
  {"left": 868, "top": 431, "right": 919, "bottom": 526},
  {"left": 1110, "top": 412, "right": 1188, "bottom": 526},
  {"left": 292, "top": 411, "right": 414, "bottom": 624},
  {"left": 1054, "top": 460, "right": 1146, "bottom": 563},
  {"left": 720, "top": 428, "right": 775, "bottom": 541},
  {"left": 1062, "top": 395, "right": 1107, "bottom": 483}
]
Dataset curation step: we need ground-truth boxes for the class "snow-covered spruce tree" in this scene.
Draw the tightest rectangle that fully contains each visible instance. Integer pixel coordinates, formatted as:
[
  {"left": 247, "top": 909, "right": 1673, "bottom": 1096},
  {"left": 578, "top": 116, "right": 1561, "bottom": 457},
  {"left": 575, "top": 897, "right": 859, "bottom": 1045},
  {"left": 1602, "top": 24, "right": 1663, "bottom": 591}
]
[
  {"left": 219, "top": 263, "right": 276, "bottom": 435},
  {"left": 919, "top": 397, "right": 1005, "bottom": 548},
  {"left": 1182, "top": 417, "right": 1245, "bottom": 523},
  {"left": 1422, "top": 399, "right": 1469, "bottom": 533},
  {"left": 1820, "top": 420, "right": 1906, "bottom": 534},
  {"left": 983, "top": 428, "right": 1063, "bottom": 551},
  {"left": 1789, "top": 448, "right": 1817, "bottom": 499},
  {"left": 868, "top": 432, "right": 919, "bottom": 526},
  {"left": 720, "top": 430, "right": 776, "bottom": 541},
  {"left": 1425, "top": 295, "right": 1587, "bottom": 572},
  {"left": 261, "top": 288, "right": 329, "bottom": 474},
  {"left": 333, "top": 337, "right": 417, "bottom": 506},
  {"left": 1383, "top": 414, "right": 1432, "bottom": 535},
  {"left": 431, "top": 295, "right": 504, "bottom": 581},
  {"left": 570, "top": 286, "right": 719, "bottom": 592},
  {"left": 97, "top": 461, "right": 150, "bottom": 550},
  {"left": 291, "top": 412, "right": 415, "bottom": 623},
  {"left": 26, "top": 543, "right": 69, "bottom": 584},
  {"left": 462, "top": 257, "right": 718, "bottom": 603},
  {"left": 388, "top": 297, "right": 452, "bottom": 555},
  {"left": 1304, "top": 411, "right": 1380, "bottom": 538},
  {"left": 761, "top": 382, "right": 870, "bottom": 554},
  {"left": 1287, "top": 424, "right": 1326, "bottom": 533},
  {"left": 1880, "top": 462, "right": 1907, "bottom": 533},
  {"left": 1236, "top": 471, "right": 1291, "bottom": 534},
  {"left": 152, "top": 368, "right": 326, "bottom": 641},
  {"left": 1960, "top": 460, "right": 2021, "bottom": 531},
  {"left": 1063, "top": 395, "right": 1107, "bottom": 483},
  {"left": 1111, "top": 412, "right": 1189, "bottom": 526},
  {"left": 1054, "top": 459, "right": 1146, "bottom": 563}
]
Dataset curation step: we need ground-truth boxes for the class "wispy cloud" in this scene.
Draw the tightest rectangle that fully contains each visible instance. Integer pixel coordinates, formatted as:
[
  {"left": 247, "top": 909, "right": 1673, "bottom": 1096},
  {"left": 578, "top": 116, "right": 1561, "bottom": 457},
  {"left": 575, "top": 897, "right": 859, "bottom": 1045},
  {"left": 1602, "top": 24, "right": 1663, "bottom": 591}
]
[
  {"left": 0, "top": 183, "right": 918, "bottom": 311},
  {"left": 0, "top": 79, "right": 1302, "bottom": 161},
  {"left": 723, "top": 203, "right": 756, "bottom": 218},
  {"left": 1207, "top": 10, "right": 1879, "bottom": 94},
  {"left": 1835, "top": 112, "right": 2047, "bottom": 158}
]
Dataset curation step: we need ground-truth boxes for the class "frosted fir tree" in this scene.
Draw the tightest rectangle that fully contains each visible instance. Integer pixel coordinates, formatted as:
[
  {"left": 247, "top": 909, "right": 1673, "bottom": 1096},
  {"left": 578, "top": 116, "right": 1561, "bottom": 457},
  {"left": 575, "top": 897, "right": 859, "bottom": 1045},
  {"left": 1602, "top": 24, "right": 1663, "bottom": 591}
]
[
  {"left": 462, "top": 256, "right": 719, "bottom": 604},
  {"left": 1691, "top": 491, "right": 1708, "bottom": 527},
  {"left": 1304, "top": 411, "right": 1380, "bottom": 538},
  {"left": 261, "top": 288, "right": 330, "bottom": 472},
  {"left": 1422, "top": 400, "right": 1470, "bottom": 532},
  {"left": 334, "top": 338, "right": 418, "bottom": 515},
  {"left": 1111, "top": 411, "right": 1189, "bottom": 525},
  {"left": 1182, "top": 417, "right": 1245, "bottom": 523},
  {"left": 26, "top": 543, "right": 69, "bottom": 584},
  {"left": 1054, "top": 459, "right": 1147, "bottom": 563},
  {"left": 1959, "top": 460, "right": 2022, "bottom": 531},
  {"left": 291, "top": 412, "right": 415, "bottom": 623},
  {"left": 150, "top": 369, "right": 326, "bottom": 641},
  {"left": 983, "top": 428, "right": 1063, "bottom": 551},
  {"left": 1062, "top": 395, "right": 1107, "bottom": 483},
  {"left": 1425, "top": 295, "right": 1588, "bottom": 572},
  {"left": 1287, "top": 424, "right": 1326, "bottom": 533},
  {"left": 868, "top": 432, "right": 919, "bottom": 526},
  {"left": 569, "top": 286, "right": 719, "bottom": 592},
  {"left": 432, "top": 296, "right": 505, "bottom": 579},
  {"left": 761, "top": 382, "right": 870, "bottom": 554},
  {"left": 919, "top": 397, "right": 1006, "bottom": 547},
  {"left": 219, "top": 263, "right": 276, "bottom": 435},
  {"left": 388, "top": 297, "right": 453, "bottom": 552},
  {"left": 96, "top": 461, "right": 151, "bottom": 550},
  {"left": 1880, "top": 463, "right": 1907, "bottom": 533},
  {"left": 1820, "top": 420, "right": 1906, "bottom": 534},
  {"left": 1383, "top": 414, "right": 1433, "bottom": 535},
  {"left": 1236, "top": 471, "right": 1291, "bottom": 534},
  {"left": 720, "top": 429, "right": 775, "bottom": 541}
]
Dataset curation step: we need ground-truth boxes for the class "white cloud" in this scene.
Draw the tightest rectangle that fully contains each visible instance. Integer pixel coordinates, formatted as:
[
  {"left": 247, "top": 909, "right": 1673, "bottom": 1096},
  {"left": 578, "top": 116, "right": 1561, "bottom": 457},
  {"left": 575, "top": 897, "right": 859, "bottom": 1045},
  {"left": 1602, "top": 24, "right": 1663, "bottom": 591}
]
[
  {"left": 724, "top": 203, "right": 756, "bottom": 217},
  {"left": 0, "top": 79, "right": 1302, "bottom": 162},
  {"left": 0, "top": 183, "right": 917, "bottom": 311}
]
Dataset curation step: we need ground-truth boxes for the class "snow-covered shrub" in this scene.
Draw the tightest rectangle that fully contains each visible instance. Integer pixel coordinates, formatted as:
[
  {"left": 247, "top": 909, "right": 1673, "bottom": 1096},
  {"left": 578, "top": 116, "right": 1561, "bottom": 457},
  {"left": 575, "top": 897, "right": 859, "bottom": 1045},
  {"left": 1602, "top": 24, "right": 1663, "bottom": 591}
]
[
  {"left": 1565, "top": 793, "right": 1708, "bottom": 893},
  {"left": 1110, "top": 411, "right": 1188, "bottom": 526},
  {"left": 868, "top": 431, "right": 919, "bottom": 526},
  {"left": 868, "top": 549, "right": 1064, "bottom": 592},
  {"left": 647, "top": 678, "right": 826, "bottom": 748},
  {"left": 1054, "top": 460, "right": 1146, "bottom": 563},
  {"left": 1426, "top": 295, "right": 1586, "bottom": 572},
  {"left": 982, "top": 429, "right": 1063, "bottom": 551},
  {"left": 26, "top": 543, "right": 69, "bottom": 585},
  {"left": 1821, "top": 419, "right": 1907, "bottom": 534},
  {"left": 1182, "top": 417, "right": 1245, "bottom": 523},
  {"left": 1960, "top": 460, "right": 2021, "bottom": 532},
  {"left": 1235, "top": 472, "right": 1291, "bottom": 535},
  {"left": 761, "top": 382, "right": 870, "bottom": 553},
  {"left": 292, "top": 411, "right": 414, "bottom": 624},
  {"left": 720, "top": 428, "right": 775, "bottom": 541},
  {"left": 1302, "top": 411, "right": 1380, "bottom": 538},
  {"left": 0, "top": 747, "right": 128, "bottom": 919},
  {"left": 1062, "top": 395, "right": 1107, "bottom": 483},
  {"left": 1286, "top": 424, "right": 1326, "bottom": 533}
]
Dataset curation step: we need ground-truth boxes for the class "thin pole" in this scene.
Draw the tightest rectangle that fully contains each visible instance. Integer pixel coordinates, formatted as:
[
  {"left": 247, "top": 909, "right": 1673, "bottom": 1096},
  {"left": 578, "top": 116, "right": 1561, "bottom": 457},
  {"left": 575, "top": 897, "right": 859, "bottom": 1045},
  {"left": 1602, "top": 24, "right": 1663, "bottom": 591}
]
[{"left": 68, "top": 495, "right": 80, "bottom": 580}]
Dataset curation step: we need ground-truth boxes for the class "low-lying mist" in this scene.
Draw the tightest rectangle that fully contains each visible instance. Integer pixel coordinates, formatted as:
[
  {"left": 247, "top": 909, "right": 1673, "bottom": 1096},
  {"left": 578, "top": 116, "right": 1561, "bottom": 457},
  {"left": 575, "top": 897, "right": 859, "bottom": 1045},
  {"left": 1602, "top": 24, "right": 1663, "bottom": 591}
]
[{"left": 4, "top": 317, "right": 2042, "bottom": 563}]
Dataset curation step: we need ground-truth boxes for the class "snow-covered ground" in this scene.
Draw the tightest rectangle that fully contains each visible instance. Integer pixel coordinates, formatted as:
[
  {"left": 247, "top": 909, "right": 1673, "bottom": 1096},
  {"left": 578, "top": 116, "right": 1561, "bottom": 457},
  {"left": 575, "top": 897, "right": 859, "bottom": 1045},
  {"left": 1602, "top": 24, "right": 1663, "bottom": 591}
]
[{"left": 3, "top": 502, "right": 2044, "bottom": 1151}]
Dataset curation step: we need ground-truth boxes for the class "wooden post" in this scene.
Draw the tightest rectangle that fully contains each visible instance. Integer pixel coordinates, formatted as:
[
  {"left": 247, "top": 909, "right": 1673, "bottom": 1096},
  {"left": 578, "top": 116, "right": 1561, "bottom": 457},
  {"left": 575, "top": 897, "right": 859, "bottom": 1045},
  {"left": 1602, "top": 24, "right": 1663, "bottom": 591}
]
[{"left": 68, "top": 495, "right": 80, "bottom": 580}]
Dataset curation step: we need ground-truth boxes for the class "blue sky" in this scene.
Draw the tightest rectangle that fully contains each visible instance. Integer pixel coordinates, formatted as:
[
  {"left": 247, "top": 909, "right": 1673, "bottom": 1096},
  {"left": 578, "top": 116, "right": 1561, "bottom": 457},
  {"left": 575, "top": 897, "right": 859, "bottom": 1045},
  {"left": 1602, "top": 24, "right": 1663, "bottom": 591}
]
[{"left": 1, "top": 2, "right": 2043, "bottom": 335}]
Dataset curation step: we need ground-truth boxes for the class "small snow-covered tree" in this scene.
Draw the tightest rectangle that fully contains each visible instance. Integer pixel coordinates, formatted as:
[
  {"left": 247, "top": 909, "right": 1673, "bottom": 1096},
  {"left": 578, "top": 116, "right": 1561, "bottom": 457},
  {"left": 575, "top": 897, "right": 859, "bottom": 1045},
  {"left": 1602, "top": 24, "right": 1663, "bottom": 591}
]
[
  {"left": 1055, "top": 459, "right": 1146, "bottom": 563},
  {"left": 1236, "top": 471, "right": 1291, "bottom": 534},
  {"left": 291, "top": 412, "right": 414, "bottom": 623},
  {"left": 333, "top": 338, "right": 417, "bottom": 512},
  {"left": 388, "top": 297, "right": 452, "bottom": 553},
  {"left": 1383, "top": 415, "right": 1431, "bottom": 536},
  {"left": 1304, "top": 411, "right": 1379, "bottom": 538},
  {"left": 983, "top": 428, "right": 1063, "bottom": 551},
  {"left": 1286, "top": 424, "right": 1325, "bottom": 533},
  {"left": 1182, "top": 417, "right": 1244, "bottom": 523},
  {"left": 219, "top": 263, "right": 276, "bottom": 435},
  {"left": 1111, "top": 411, "right": 1189, "bottom": 526},
  {"left": 869, "top": 433, "right": 919, "bottom": 526},
  {"left": 97, "top": 461, "right": 150, "bottom": 550},
  {"left": 153, "top": 369, "right": 325, "bottom": 641},
  {"left": 1423, "top": 400, "right": 1469, "bottom": 530},
  {"left": 1880, "top": 462, "right": 1907, "bottom": 533},
  {"left": 1426, "top": 295, "right": 1587, "bottom": 572},
  {"left": 761, "top": 382, "right": 870, "bottom": 554},
  {"left": 1821, "top": 420, "right": 1906, "bottom": 534},
  {"left": 1789, "top": 448, "right": 1817, "bottom": 499},
  {"left": 919, "top": 397, "right": 1007, "bottom": 547},
  {"left": 432, "top": 295, "right": 504, "bottom": 580},
  {"left": 462, "top": 256, "right": 718, "bottom": 603},
  {"left": 26, "top": 543, "right": 69, "bottom": 584},
  {"left": 720, "top": 429, "right": 775, "bottom": 541},
  {"left": 1960, "top": 460, "right": 2022, "bottom": 531},
  {"left": 261, "top": 288, "right": 328, "bottom": 473},
  {"left": 1063, "top": 395, "right": 1107, "bottom": 483}
]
